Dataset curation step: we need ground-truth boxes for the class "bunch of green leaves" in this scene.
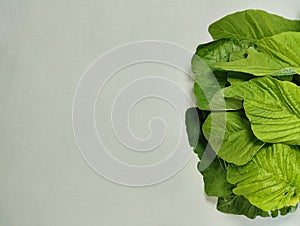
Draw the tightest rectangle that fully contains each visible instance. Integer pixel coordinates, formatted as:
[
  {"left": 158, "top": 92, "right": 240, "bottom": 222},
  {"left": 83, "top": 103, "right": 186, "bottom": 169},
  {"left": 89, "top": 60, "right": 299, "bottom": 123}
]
[{"left": 186, "top": 9, "right": 300, "bottom": 219}]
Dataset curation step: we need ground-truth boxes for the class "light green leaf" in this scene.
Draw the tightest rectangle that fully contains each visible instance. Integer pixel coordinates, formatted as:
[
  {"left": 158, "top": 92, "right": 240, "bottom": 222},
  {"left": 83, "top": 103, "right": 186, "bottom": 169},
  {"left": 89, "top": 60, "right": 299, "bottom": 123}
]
[
  {"left": 227, "top": 143, "right": 300, "bottom": 211},
  {"left": 192, "top": 39, "right": 251, "bottom": 110},
  {"left": 192, "top": 39, "right": 245, "bottom": 73},
  {"left": 216, "top": 32, "right": 300, "bottom": 76},
  {"left": 194, "top": 72, "right": 227, "bottom": 110},
  {"left": 217, "top": 194, "right": 269, "bottom": 219},
  {"left": 207, "top": 88, "right": 243, "bottom": 110},
  {"left": 229, "top": 50, "right": 248, "bottom": 62},
  {"left": 202, "top": 111, "right": 264, "bottom": 165},
  {"left": 192, "top": 39, "right": 233, "bottom": 110},
  {"left": 225, "top": 76, "right": 300, "bottom": 145},
  {"left": 209, "top": 9, "right": 300, "bottom": 41}
]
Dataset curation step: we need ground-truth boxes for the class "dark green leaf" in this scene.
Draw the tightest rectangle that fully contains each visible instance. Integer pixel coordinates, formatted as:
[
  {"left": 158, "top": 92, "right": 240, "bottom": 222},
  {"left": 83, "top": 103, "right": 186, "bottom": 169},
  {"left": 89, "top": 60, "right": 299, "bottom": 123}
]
[
  {"left": 217, "top": 194, "right": 269, "bottom": 219},
  {"left": 198, "top": 156, "right": 233, "bottom": 197},
  {"left": 185, "top": 107, "right": 209, "bottom": 158}
]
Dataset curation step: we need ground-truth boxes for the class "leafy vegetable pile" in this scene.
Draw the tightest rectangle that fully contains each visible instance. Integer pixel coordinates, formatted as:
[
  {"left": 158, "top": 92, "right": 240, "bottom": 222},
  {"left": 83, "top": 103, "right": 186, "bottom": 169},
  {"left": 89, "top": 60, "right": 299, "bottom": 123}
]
[{"left": 186, "top": 9, "right": 300, "bottom": 219}]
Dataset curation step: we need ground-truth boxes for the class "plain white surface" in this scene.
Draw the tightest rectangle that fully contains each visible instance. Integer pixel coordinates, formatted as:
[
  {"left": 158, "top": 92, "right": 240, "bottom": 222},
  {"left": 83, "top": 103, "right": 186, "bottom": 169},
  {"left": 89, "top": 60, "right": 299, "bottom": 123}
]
[{"left": 1, "top": 0, "right": 300, "bottom": 225}]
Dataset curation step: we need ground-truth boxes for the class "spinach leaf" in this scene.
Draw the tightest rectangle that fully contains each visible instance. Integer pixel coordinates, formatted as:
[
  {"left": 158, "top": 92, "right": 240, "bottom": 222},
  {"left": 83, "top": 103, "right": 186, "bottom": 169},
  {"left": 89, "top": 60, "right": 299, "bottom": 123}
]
[
  {"left": 198, "top": 156, "right": 233, "bottom": 197},
  {"left": 185, "top": 107, "right": 209, "bottom": 158},
  {"left": 217, "top": 194, "right": 269, "bottom": 219},
  {"left": 216, "top": 32, "right": 300, "bottom": 76},
  {"left": 202, "top": 111, "right": 264, "bottom": 165},
  {"left": 225, "top": 76, "right": 300, "bottom": 145},
  {"left": 227, "top": 72, "right": 254, "bottom": 86},
  {"left": 187, "top": 9, "right": 300, "bottom": 219},
  {"left": 185, "top": 108, "right": 233, "bottom": 196},
  {"left": 209, "top": 9, "right": 300, "bottom": 42},
  {"left": 192, "top": 39, "right": 252, "bottom": 110},
  {"left": 227, "top": 143, "right": 300, "bottom": 211}
]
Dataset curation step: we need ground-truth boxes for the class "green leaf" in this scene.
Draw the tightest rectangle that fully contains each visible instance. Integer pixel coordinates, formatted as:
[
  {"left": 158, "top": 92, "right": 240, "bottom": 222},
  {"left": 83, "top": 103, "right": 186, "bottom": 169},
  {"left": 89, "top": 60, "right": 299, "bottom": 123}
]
[
  {"left": 209, "top": 9, "right": 300, "bottom": 42},
  {"left": 207, "top": 88, "right": 243, "bottom": 110},
  {"left": 194, "top": 72, "right": 227, "bottom": 110},
  {"left": 216, "top": 32, "right": 300, "bottom": 76},
  {"left": 271, "top": 210, "right": 279, "bottom": 218},
  {"left": 192, "top": 39, "right": 252, "bottom": 110},
  {"left": 279, "top": 205, "right": 298, "bottom": 216},
  {"left": 192, "top": 39, "right": 247, "bottom": 72},
  {"left": 275, "top": 75, "right": 294, "bottom": 82},
  {"left": 270, "top": 204, "right": 297, "bottom": 218},
  {"left": 229, "top": 50, "right": 248, "bottom": 62},
  {"left": 227, "top": 143, "right": 300, "bottom": 211},
  {"left": 185, "top": 107, "right": 201, "bottom": 148},
  {"left": 202, "top": 111, "right": 264, "bottom": 165},
  {"left": 217, "top": 194, "right": 269, "bottom": 219},
  {"left": 217, "top": 194, "right": 297, "bottom": 219},
  {"left": 185, "top": 107, "right": 209, "bottom": 158},
  {"left": 198, "top": 156, "right": 233, "bottom": 197},
  {"left": 225, "top": 76, "right": 300, "bottom": 145}
]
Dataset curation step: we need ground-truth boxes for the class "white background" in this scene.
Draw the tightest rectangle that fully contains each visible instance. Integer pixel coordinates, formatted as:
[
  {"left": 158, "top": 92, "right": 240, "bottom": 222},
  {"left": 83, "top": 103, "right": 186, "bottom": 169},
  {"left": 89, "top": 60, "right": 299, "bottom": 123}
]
[{"left": 1, "top": 0, "right": 300, "bottom": 225}]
